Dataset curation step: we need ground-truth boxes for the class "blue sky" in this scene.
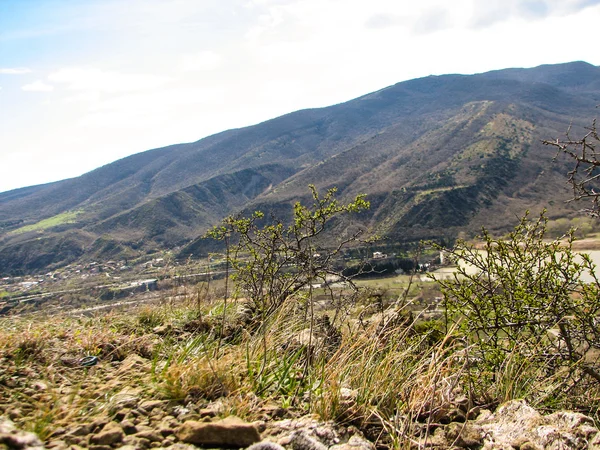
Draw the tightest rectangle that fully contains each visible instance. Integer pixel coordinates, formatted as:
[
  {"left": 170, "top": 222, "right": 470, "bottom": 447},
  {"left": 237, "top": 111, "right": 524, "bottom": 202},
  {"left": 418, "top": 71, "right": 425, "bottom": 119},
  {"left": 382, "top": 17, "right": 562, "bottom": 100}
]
[{"left": 1, "top": 0, "right": 600, "bottom": 193}]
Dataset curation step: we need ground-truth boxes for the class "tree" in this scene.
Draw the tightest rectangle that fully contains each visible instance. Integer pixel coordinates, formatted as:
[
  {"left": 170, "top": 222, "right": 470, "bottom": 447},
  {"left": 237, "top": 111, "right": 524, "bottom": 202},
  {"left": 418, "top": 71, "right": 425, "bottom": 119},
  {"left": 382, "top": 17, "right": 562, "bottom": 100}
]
[
  {"left": 544, "top": 119, "right": 600, "bottom": 217},
  {"left": 207, "top": 185, "right": 370, "bottom": 329}
]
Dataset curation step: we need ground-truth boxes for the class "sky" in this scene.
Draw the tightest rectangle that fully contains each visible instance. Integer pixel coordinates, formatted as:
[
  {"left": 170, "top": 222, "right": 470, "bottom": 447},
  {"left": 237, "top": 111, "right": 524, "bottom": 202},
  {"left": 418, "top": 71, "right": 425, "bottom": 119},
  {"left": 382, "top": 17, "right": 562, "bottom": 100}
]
[{"left": 1, "top": 0, "right": 600, "bottom": 193}]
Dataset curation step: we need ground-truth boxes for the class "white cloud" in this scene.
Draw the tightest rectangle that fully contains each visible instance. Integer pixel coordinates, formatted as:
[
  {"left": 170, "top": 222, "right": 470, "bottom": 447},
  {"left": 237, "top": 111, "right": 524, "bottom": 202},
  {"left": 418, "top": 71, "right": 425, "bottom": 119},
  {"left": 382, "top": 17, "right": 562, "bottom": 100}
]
[
  {"left": 364, "top": 13, "right": 406, "bottom": 29},
  {"left": 21, "top": 80, "right": 54, "bottom": 92},
  {"left": 470, "top": 0, "right": 600, "bottom": 27},
  {"left": 48, "top": 67, "right": 172, "bottom": 93},
  {"left": 180, "top": 51, "right": 223, "bottom": 72},
  {"left": 0, "top": 67, "right": 32, "bottom": 75},
  {"left": 2, "top": 0, "right": 600, "bottom": 194},
  {"left": 411, "top": 8, "right": 452, "bottom": 34}
]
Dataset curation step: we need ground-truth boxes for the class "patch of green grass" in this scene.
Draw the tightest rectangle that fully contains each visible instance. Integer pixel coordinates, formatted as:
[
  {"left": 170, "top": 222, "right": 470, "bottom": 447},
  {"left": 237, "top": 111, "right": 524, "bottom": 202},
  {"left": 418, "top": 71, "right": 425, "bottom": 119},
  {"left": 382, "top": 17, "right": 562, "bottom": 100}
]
[{"left": 9, "top": 210, "right": 83, "bottom": 235}]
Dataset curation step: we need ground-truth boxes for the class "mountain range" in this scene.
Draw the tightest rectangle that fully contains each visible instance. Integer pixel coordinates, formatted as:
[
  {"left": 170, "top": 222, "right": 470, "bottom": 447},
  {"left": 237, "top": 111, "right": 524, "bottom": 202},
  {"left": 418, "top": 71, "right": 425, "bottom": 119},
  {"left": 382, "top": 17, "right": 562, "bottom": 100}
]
[{"left": 1, "top": 61, "right": 600, "bottom": 274}]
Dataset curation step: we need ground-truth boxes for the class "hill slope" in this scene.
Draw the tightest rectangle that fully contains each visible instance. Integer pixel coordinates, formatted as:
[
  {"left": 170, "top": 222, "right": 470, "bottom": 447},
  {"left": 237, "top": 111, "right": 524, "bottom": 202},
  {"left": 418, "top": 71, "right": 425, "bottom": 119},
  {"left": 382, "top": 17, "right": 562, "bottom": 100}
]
[{"left": 1, "top": 61, "right": 599, "bottom": 273}]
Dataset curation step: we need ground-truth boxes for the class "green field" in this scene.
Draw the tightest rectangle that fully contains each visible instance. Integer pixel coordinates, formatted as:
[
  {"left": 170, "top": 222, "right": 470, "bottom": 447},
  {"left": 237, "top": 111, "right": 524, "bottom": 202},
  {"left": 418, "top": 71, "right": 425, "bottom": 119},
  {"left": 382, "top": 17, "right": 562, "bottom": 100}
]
[{"left": 9, "top": 210, "right": 83, "bottom": 235}]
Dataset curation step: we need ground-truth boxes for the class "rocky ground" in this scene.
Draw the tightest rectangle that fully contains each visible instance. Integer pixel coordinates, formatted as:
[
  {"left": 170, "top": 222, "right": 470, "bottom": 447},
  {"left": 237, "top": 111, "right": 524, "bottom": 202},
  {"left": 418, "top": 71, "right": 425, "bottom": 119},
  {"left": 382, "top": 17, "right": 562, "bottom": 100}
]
[{"left": 2, "top": 298, "right": 600, "bottom": 450}]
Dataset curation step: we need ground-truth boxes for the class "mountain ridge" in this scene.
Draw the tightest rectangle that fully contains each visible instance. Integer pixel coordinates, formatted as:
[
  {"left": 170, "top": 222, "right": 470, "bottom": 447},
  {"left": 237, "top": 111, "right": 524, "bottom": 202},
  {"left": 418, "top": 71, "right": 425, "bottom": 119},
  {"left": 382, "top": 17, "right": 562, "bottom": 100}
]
[{"left": 1, "top": 61, "right": 598, "bottom": 274}]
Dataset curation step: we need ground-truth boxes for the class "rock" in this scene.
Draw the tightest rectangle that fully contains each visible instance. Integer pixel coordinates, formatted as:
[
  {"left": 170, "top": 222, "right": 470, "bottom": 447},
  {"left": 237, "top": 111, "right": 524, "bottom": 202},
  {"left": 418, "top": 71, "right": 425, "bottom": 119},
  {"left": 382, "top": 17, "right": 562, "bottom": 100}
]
[
  {"left": 287, "top": 430, "right": 328, "bottom": 450},
  {"left": 135, "top": 430, "right": 163, "bottom": 443},
  {"left": 312, "top": 426, "right": 340, "bottom": 447},
  {"left": 476, "top": 400, "right": 600, "bottom": 450},
  {"left": 416, "top": 427, "right": 449, "bottom": 448},
  {"left": 116, "top": 354, "right": 150, "bottom": 375},
  {"left": 140, "top": 400, "right": 166, "bottom": 413},
  {"left": 445, "top": 422, "right": 483, "bottom": 448},
  {"left": 329, "top": 435, "right": 376, "bottom": 450},
  {"left": 158, "top": 424, "right": 175, "bottom": 437},
  {"left": 107, "top": 387, "right": 141, "bottom": 415},
  {"left": 153, "top": 324, "right": 172, "bottom": 335},
  {"left": 0, "top": 416, "right": 45, "bottom": 450},
  {"left": 159, "top": 444, "right": 198, "bottom": 449},
  {"left": 172, "top": 406, "right": 191, "bottom": 418},
  {"left": 89, "top": 421, "right": 125, "bottom": 446},
  {"left": 258, "top": 403, "right": 287, "bottom": 420},
  {"left": 90, "top": 417, "right": 110, "bottom": 433},
  {"left": 151, "top": 409, "right": 166, "bottom": 421},
  {"left": 247, "top": 442, "right": 286, "bottom": 450},
  {"left": 7, "top": 408, "right": 23, "bottom": 420},
  {"left": 46, "top": 439, "right": 69, "bottom": 449},
  {"left": 519, "top": 442, "right": 541, "bottom": 450},
  {"left": 31, "top": 381, "right": 48, "bottom": 391},
  {"left": 122, "top": 435, "right": 151, "bottom": 448},
  {"left": 198, "top": 400, "right": 225, "bottom": 418},
  {"left": 120, "top": 420, "right": 137, "bottom": 435},
  {"left": 64, "top": 434, "right": 84, "bottom": 446},
  {"left": 161, "top": 434, "right": 177, "bottom": 446},
  {"left": 114, "top": 408, "right": 131, "bottom": 421},
  {"left": 176, "top": 416, "right": 261, "bottom": 447}
]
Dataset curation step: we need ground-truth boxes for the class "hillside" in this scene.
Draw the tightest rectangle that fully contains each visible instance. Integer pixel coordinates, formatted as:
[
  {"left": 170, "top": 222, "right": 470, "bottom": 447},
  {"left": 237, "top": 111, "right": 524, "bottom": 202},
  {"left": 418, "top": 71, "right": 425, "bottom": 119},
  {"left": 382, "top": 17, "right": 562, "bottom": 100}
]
[{"left": 1, "top": 61, "right": 600, "bottom": 274}]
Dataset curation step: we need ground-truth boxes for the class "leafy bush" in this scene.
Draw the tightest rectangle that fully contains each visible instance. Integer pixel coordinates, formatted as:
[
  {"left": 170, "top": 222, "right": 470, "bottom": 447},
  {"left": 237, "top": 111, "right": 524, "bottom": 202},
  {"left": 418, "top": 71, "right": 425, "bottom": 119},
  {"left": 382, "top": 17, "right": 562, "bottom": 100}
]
[
  {"left": 207, "top": 185, "right": 370, "bottom": 327},
  {"left": 434, "top": 212, "right": 600, "bottom": 407}
]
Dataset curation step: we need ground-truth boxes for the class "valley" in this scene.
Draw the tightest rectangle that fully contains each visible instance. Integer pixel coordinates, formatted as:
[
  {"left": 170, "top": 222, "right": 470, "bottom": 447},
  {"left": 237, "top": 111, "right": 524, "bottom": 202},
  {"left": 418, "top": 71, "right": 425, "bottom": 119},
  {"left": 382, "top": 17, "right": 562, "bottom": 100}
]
[{"left": 2, "top": 61, "right": 600, "bottom": 275}]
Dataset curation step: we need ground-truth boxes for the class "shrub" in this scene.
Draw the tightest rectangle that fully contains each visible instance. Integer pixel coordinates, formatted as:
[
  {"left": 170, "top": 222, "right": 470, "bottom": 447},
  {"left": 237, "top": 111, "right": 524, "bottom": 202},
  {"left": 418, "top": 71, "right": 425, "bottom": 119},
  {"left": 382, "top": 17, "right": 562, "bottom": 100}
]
[{"left": 434, "top": 212, "right": 600, "bottom": 408}]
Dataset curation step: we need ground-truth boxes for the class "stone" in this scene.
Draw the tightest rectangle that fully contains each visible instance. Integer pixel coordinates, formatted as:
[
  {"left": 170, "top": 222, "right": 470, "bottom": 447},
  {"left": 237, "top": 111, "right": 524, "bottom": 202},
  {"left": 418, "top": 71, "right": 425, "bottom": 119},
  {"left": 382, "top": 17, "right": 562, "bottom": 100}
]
[
  {"left": 287, "top": 430, "right": 328, "bottom": 450},
  {"left": 90, "top": 417, "right": 110, "bottom": 433},
  {"left": 107, "top": 387, "right": 141, "bottom": 415},
  {"left": 121, "top": 420, "right": 137, "bottom": 435},
  {"left": 64, "top": 434, "right": 84, "bottom": 446},
  {"left": 445, "top": 422, "right": 483, "bottom": 448},
  {"left": 476, "top": 400, "right": 600, "bottom": 450},
  {"left": 151, "top": 410, "right": 166, "bottom": 421},
  {"left": 259, "top": 403, "right": 287, "bottom": 420},
  {"left": 329, "top": 435, "right": 376, "bottom": 450},
  {"left": 520, "top": 442, "right": 542, "bottom": 450},
  {"left": 161, "top": 434, "right": 177, "bottom": 446},
  {"left": 140, "top": 400, "right": 166, "bottom": 413},
  {"left": 122, "top": 435, "right": 151, "bottom": 448},
  {"left": 46, "top": 439, "right": 69, "bottom": 450},
  {"left": 198, "top": 400, "right": 225, "bottom": 418},
  {"left": 32, "top": 381, "right": 48, "bottom": 391},
  {"left": 158, "top": 424, "right": 175, "bottom": 437},
  {"left": 172, "top": 406, "right": 191, "bottom": 418},
  {"left": 160, "top": 444, "right": 198, "bottom": 449},
  {"left": 0, "top": 416, "right": 45, "bottom": 450},
  {"left": 114, "top": 408, "right": 131, "bottom": 421},
  {"left": 117, "top": 354, "right": 151, "bottom": 375},
  {"left": 418, "top": 427, "right": 449, "bottom": 448},
  {"left": 135, "top": 425, "right": 154, "bottom": 433},
  {"left": 313, "top": 426, "right": 340, "bottom": 447},
  {"left": 247, "top": 442, "right": 287, "bottom": 450},
  {"left": 136, "top": 430, "right": 163, "bottom": 443},
  {"left": 153, "top": 324, "right": 172, "bottom": 335},
  {"left": 89, "top": 421, "right": 125, "bottom": 446},
  {"left": 7, "top": 408, "right": 22, "bottom": 420},
  {"left": 176, "top": 416, "right": 261, "bottom": 447}
]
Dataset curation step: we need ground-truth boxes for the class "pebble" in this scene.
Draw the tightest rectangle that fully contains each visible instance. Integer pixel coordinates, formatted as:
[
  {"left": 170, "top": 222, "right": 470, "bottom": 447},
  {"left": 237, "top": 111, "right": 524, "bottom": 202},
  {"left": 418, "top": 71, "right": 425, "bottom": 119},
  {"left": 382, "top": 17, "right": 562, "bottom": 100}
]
[
  {"left": 176, "top": 416, "right": 261, "bottom": 447},
  {"left": 89, "top": 421, "right": 125, "bottom": 446}
]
